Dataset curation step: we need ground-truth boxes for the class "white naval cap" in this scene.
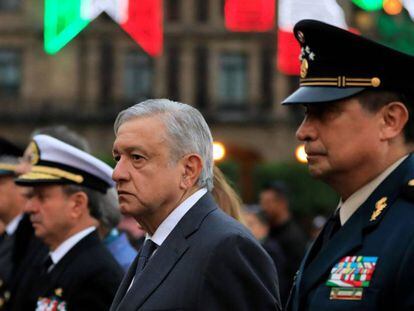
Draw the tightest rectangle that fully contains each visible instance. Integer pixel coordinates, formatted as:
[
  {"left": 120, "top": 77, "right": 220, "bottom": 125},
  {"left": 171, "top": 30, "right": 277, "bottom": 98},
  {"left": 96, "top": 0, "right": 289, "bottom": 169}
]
[{"left": 15, "top": 135, "right": 114, "bottom": 193}]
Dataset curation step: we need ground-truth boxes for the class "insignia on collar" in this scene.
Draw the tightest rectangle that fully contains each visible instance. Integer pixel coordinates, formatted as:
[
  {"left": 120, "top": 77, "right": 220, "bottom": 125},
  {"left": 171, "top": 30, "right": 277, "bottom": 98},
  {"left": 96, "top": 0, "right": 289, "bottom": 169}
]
[{"left": 370, "top": 197, "right": 387, "bottom": 221}]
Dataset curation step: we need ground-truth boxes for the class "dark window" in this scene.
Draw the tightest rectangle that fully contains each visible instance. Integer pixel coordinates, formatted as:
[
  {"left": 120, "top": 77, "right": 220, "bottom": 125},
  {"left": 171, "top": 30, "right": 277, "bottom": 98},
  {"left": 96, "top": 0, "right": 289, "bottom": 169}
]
[
  {"left": 165, "top": 0, "right": 181, "bottom": 22},
  {"left": 99, "top": 41, "right": 114, "bottom": 106},
  {"left": 218, "top": 53, "right": 248, "bottom": 108},
  {"left": 0, "top": 50, "right": 21, "bottom": 97},
  {"left": 124, "top": 51, "right": 154, "bottom": 102},
  {"left": 0, "top": 0, "right": 21, "bottom": 11},
  {"left": 195, "top": 46, "right": 208, "bottom": 109},
  {"left": 167, "top": 46, "right": 180, "bottom": 101},
  {"left": 261, "top": 47, "right": 273, "bottom": 110},
  {"left": 196, "top": 0, "right": 209, "bottom": 23}
]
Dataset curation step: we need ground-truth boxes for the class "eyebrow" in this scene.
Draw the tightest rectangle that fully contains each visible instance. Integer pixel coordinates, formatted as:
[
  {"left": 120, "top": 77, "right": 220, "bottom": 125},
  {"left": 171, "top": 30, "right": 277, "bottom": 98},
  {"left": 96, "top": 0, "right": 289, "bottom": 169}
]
[{"left": 113, "top": 145, "right": 146, "bottom": 155}]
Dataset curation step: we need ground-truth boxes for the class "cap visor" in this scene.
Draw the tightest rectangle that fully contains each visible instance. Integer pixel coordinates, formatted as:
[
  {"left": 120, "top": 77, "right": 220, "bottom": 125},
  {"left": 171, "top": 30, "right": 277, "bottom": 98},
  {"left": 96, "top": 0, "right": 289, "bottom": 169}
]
[
  {"left": 282, "top": 86, "right": 365, "bottom": 105},
  {"left": 15, "top": 171, "right": 64, "bottom": 186}
]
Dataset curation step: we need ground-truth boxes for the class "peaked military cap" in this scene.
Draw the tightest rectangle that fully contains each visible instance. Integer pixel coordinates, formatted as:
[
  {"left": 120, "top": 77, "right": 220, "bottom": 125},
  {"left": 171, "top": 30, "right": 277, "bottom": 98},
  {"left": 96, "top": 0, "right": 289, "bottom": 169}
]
[
  {"left": 0, "top": 137, "right": 23, "bottom": 175},
  {"left": 15, "top": 135, "right": 114, "bottom": 193},
  {"left": 282, "top": 19, "right": 414, "bottom": 105}
]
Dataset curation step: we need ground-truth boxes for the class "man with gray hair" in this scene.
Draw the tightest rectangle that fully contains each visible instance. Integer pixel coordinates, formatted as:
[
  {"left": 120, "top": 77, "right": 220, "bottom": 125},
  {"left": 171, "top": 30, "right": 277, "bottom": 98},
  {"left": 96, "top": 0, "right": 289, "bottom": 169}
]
[{"left": 110, "top": 99, "right": 281, "bottom": 310}]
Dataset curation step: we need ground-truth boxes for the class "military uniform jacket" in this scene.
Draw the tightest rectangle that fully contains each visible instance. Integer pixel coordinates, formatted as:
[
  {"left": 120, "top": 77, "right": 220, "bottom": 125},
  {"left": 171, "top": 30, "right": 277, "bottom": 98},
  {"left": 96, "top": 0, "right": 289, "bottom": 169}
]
[
  {"left": 11, "top": 230, "right": 123, "bottom": 311},
  {"left": 286, "top": 154, "right": 414, "bottom": 311},
  {"left": 110, "top": 193, "right": 281, "bottom": 311},
  {"left": 0, "top": 214, "right": 48, "bottom": 310}
]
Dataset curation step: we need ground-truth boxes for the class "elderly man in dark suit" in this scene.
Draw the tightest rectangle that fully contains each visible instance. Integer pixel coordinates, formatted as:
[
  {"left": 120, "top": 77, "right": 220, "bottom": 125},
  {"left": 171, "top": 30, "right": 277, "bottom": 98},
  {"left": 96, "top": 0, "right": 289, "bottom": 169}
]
[
  {"left": 13, "top": 134, "right": 123, "bottom": 311},
  {"left": 283, "top": 20, "right": 414, "bottom": 311},
  {"left": 110, "top": 99, "right": 281, "bottom": 311}
]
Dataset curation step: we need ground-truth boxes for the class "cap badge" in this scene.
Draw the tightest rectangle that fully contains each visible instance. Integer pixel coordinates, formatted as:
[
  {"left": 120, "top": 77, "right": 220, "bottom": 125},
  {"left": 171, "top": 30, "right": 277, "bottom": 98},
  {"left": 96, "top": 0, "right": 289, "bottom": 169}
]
[
  {"left": 370, "top": 197, "right": 387, "bottom": 221},
  {"left": 26, "top": 141, "right": 40, "bottom": 165},
  {"left": 299, "top": 46, "right": 316, "bottom": 78}
]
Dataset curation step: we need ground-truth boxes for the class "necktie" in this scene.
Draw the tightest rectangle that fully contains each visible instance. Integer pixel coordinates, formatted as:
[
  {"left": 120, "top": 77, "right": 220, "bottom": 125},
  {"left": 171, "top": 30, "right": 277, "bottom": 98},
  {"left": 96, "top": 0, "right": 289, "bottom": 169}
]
[
  {"left": 322, "top": 210, "right": 341, "bottom": 247},
  {"left": 43, "top": 255, "right": 54, "bottom": 273},
  {"left": 135, "top": 239, "right": 157, "bottom": 275}
]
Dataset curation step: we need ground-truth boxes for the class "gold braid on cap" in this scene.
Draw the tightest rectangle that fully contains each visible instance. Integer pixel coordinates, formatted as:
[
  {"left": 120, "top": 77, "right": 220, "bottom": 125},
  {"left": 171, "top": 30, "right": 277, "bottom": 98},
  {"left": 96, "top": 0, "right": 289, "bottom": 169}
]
[
  {"left": 0, "top": 164, "right": 17, "bottom": 172},
  {"left": 300, "top": 76, "right": 381, "bottom": 88},
  {"left": 22, "top": 166, "right": 84, "bottom": 183}
]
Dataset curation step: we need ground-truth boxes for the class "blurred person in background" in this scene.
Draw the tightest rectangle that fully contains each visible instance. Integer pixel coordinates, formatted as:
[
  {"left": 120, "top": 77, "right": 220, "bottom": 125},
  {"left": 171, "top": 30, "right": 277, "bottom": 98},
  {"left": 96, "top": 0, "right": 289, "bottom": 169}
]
[
  {"left": 259, "top": 181, "right": 308, "bottom": 291},
  {"left": 211, "top": 165, "right": 244, "bottom": 222},
  {"left": 99, "top": 187, "right": 137, "bottom": 272},
  {"left": 309, "top": 215, "right": 327, "bottom": 242},
  {"left": 0, "top": 138, "right": 42, "bottom": 310},
  {"left": 110, "top": 99, "right": 280, "bottom": 310},
  {"left": 242, "top": 204, "right": 290, "bottom": 306},
  {"left": 13, "top": 135, "right": 123, "bottom": 310}
]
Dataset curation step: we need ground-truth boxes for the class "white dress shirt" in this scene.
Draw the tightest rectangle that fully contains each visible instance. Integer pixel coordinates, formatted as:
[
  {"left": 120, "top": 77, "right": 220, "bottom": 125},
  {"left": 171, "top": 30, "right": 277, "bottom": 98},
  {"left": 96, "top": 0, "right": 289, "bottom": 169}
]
[
  {"left": 127, "top": 188, "right": 207, "bottom": 291},
  {"left": 147, "top": 188, "right": 208, "bottom": 247},
  {"left": 338, "top": 155, "right": 408, "bottom": 225},
  {"left": 5, "top": 213, "right": 23, "bottom": 235}
]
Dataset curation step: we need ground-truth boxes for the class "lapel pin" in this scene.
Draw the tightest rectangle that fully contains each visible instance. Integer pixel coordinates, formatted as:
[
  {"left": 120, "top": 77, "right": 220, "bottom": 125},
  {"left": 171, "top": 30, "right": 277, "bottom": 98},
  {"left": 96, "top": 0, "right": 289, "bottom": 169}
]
[{"left": 55, "top": 288, "right": 63, "bottom": 297}]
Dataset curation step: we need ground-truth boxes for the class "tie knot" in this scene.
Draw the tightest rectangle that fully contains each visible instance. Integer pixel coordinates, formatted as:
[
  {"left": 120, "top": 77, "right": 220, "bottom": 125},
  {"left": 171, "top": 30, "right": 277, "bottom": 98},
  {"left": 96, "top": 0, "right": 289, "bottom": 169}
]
[
  {"left": 140, "top": 239, "right": 157, "bottom": 259},
  {"left": 43, "top": 255, "right": 54, "bottom": 272},
  {"left": 135, "top": 239, "right": 157, "bottom": 275}
]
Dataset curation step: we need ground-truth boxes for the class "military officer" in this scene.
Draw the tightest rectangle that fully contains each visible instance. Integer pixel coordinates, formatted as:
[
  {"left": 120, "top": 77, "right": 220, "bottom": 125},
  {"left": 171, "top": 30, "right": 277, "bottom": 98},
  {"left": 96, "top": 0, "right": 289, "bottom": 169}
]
[
  {"left": 12, "top": 135, "right": 123, "bottom": 311},
  {"left": 283, "top": 20, "right": 414, "bottom": 310}
]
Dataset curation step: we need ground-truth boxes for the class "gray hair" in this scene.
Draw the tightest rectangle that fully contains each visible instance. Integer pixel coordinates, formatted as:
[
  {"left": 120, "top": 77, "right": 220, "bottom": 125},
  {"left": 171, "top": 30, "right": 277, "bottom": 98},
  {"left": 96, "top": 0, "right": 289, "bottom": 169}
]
[
  {"left": 62, "top": 184, "right": 105, "bottom": 220},
  {"left": 114, "top": 99, "right": 214, "bottom": 191},
  {"left": 99, "top": 187, "right": 121, "bottom": 230}
]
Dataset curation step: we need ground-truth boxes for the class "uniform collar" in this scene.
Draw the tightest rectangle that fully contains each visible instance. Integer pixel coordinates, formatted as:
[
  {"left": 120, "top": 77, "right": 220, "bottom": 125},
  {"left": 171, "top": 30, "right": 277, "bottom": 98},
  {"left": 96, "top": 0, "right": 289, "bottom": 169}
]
[
  {"left": 50, "top": 226, "right": 96, "bottom": 265},
  {"left": 339, "top": 155, "right": 408, "bottom": 225}
]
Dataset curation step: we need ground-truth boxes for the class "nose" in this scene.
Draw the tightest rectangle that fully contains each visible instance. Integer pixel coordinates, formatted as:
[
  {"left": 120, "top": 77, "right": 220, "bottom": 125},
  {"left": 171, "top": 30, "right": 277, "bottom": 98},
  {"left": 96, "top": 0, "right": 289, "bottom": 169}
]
[
  {"left": 24, "top": 198, "right": 38, "bottom": 214},
  {"left": 296, "top": 117, "right": 317, "bottom": 142},
  {"left": 112, "top": 158, "right": 130, "bottom": 183}
]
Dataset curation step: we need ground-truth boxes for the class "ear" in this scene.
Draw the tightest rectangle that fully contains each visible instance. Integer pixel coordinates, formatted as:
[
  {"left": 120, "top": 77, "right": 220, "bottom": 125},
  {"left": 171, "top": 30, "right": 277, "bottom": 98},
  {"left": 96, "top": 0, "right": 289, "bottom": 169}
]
[
  {"left": 68, "top": 191, "right": 89, "bottom": 219},
  {"left": 379, "top": 101, "right": 409, "bottom": 141},
  {"left": 179, "top": 153, "right": 203, "bottom": 189}
]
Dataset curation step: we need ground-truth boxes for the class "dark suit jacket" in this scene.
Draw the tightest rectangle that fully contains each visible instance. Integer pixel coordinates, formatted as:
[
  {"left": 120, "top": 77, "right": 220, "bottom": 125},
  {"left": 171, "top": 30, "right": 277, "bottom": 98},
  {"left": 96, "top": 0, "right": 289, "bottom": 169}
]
[
  {"left": 286, "top": 154, "right": 414, "bottom": 311},
  {"left": 0, "top": 214, "right": 48, "bottom": 310},
  {"left": 11, "top": 230, "right": 123, "bottom": 311},
  {"left": 111, "top": 193, "right": 281, "bottom": 311}
]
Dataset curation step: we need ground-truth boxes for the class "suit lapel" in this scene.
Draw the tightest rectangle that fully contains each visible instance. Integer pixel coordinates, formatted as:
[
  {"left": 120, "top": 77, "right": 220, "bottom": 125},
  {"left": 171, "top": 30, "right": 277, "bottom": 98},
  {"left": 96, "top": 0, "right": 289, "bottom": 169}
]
[
  {"left": 115, "top": 193, "right": 217, "bottom": 311},
  {"left": 296, "top": 154, "right": 414, "bottom": 309},
  {"left": 117, "top": 234, "right": 189, "bottom": 310}
]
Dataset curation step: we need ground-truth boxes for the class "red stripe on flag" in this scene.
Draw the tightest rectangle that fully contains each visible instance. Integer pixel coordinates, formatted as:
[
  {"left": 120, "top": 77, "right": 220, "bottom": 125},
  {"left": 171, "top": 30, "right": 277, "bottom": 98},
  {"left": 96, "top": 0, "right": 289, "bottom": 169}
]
[
  {"left": 120, "top": 0, "right": 163, "bottom": 56},
  {"left": 225, "top": 0, "right": 275, "bottom": 32},
  {"left": 277, "top": 29, "right": 301, "bottom": 75}
]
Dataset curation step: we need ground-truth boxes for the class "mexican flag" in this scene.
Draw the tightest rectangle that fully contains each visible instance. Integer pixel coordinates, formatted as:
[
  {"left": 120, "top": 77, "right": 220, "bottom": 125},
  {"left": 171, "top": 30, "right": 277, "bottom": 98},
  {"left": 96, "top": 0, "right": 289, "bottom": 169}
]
[
  {"left": 44, "top": 0, "right": 163, "bottom": 56},
  {"left": 277, "top": 0, "right": 348, "bottom": 75}
]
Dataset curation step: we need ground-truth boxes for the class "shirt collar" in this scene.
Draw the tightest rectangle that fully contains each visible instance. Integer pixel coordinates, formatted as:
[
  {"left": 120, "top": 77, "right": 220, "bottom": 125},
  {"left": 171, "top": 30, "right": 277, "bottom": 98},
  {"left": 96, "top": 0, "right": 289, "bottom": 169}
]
[
  {"left": 147, "top": 188, "right": 207, "bottom": 247},
  {"left": 50, "top": 226, "right": 96, "bottom": 265},
  {"left": 339, "top": 155, "right": 408, "bottom": 225},
  {"left": 5, "top": 213, "right": 23, "bottom": 235}
]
